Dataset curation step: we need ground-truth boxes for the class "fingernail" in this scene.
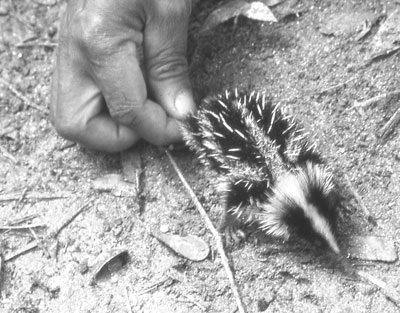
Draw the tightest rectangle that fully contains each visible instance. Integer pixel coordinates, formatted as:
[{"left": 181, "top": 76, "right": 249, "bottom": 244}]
[{"left": 175, "top": 90, "right": 196, "bottom": 118}]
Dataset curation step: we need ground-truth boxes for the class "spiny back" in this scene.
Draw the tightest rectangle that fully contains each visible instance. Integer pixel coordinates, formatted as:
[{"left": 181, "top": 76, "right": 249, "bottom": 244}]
[{"left": 181, "top": 89, "right": 321, "bottom": 180}]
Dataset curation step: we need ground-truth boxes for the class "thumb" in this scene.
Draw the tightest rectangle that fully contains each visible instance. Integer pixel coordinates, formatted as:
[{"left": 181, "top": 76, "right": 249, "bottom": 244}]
[{"left": 143, "top": 1, "right": 195, "bottom": 119}]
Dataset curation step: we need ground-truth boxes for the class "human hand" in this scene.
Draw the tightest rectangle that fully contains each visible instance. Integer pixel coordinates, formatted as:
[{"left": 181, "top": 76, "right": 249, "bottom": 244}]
[{"left": 50, "top": 0, "right": 195, "bottom": 152}]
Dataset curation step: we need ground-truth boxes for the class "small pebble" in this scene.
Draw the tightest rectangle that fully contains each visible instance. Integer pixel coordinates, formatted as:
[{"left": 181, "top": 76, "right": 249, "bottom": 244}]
[
  {"left": 78, "top": 259, "right": 89, "bottom": 274},
  {"left": 257, "top": 287, "right": 275, "bottom": 311},
  {"left": 159, "top": 224, "right": 169, "bottom": 233},
  {"left": 0, "top": 4, "right": 9, "bottom": 16},
  {"left": 44, "top": 265, "right": 57, "bottom": 277},
  {"left": 257, "top": 298, "right": 270, "bottom": 312},
  {"left": 47, "top": 25, "right": 57, "bottom": 38}
]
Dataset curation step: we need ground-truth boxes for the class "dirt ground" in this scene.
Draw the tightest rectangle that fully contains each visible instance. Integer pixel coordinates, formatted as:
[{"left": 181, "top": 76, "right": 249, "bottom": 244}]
[{"left": 1, "top": 0, "right": 399, "bottom": 312}]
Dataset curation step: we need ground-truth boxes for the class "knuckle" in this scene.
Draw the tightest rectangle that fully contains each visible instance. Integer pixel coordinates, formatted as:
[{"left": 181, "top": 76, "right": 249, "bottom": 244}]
[
  {"left": 69, "top": 10, "right": 107, "bottom": 51},
  {"left": 108, "top": 103, "right": 141, "bottom": 127},
  {"left": 149, "top": 56, "right": 189, "bottom": 80}
]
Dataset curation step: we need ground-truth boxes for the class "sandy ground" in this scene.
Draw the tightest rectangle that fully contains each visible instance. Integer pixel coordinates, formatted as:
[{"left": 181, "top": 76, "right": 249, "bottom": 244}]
[{"left": 0, "top": 0, "right": 399, "bottom": 312}]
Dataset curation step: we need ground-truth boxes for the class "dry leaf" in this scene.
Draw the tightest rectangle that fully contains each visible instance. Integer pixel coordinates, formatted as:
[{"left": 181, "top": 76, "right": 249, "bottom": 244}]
[
  {"left": 369, "top": 9, "right": 400, "bottom": 55},
  {"left": 201, "top": 0, "right": 277, "bottom": 33},
  {"left": 243, "top": 1, "right": 278, "bottom": 22},
  {"left": 152, "top": 230, "right": 210, "bottom": 261}
]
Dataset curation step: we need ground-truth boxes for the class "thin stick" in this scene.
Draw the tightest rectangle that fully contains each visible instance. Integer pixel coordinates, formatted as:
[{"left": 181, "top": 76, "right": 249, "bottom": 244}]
[
  {"left": 136, "top": 277, "right": 173, "bottom": 296},
  {"left": 13, "top": 187, "right": 28, "bottom": 211},
  {"left": 358, "top": 271, "right": 400, "bottom": 307},
  {"left": 0, "top": 146, "right": 17, "bottom": 164},
  {"left": 319, "top": 77, "right": 355, "bottom": 95},
  {"left": 354, "top": 89, "right": 400, "bottom": 108},
  {"left": 7, "top": 214, "right": 38, "bottom": 226},
  {"left": 0, "top": 77, "right": 47, "bottom": 113},
  {"left": 124, "top": 287, "right": 134, "bottom": 313},
  {"left": 29, "top": 228, "right": 51, "bottom": 259},
  {"left": 344, "top": 175, "right": 376, "bottom": 226},
  {"left": 0, "top": 224, "right": 46, "bottom": 231},
  {"left": 377, "top": 106, "right": 400, "bottom": 139},
  {"left": 176, "top": 294, "right": 207, "bottom": 312},
  {"left": 0, "top": 191, "right": 70, "bottom": 202},
  {"left": 16, "top": 42, "right": 58, "bottom": 49},
  {"left": 4, "top": 200, "right": 92, "bottom": 262},
  {"left": 166, "top": 151, "right": 247, "bottom": 313},
  {"left": 0, "top": 252, "right": 3, "bottom": 299},
  {"left": 51, "top": 200, "right": 92, "bottom": 237},
  {"left": 4, "top": 242, "right": 38, "bottom": 262}
]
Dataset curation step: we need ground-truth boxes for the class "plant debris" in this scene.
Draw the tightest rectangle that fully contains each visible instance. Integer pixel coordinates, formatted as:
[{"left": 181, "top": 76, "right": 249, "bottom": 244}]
[
  {"left": 347, "top": 236, "right": 398, "bottom": 262},
  {"left": 201, "top": 0, "right": 277, "bottom": 33},
  {"left": 358, "top": 271, "right": 400, "bottom": 307},
  {"left": 151, "top": 230, "right": 210, "bottom": 262},
  {"left": 377, "top": 106, "right": 400, "bottom": 139},
  {"left": 90, "top": 249, "right": 130, "bottom": 285},
  {"left": 368, "top": 9, "right": 400, "bottom": 57},
  {"left": 259, "top": 0, "right": 285, "bottom": 7},
  {"left": 319, "top": 11, "right": 380, "bottom": 37},
  {"left": 92, "top": 173, "right": 136, "bottom": 197},
  {"left": 0, "top": 191, "right": 70, "bottom": 202},
  {"left": 0, "top": 223, "right": 47, "bottom": 231},
  {"left": 0, "top": 251, "right": 4, "bottom": 298},
  {"left": 354, "top": 89, "right": 400, "bottom": 108},
  {"left": 166, "top": 151, "right": 247, "bottom": 313}
]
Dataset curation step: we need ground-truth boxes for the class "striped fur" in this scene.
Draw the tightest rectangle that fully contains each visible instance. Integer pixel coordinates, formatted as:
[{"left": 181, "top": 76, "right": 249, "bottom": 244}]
[{"left": 181, "top": 90, "right": 340, "bottom": 253}]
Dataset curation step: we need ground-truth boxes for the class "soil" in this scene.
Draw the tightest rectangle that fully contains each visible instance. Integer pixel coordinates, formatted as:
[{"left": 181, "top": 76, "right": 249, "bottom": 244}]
[{"left": 0, "top": 0, "right": 399, "bottom": 312}]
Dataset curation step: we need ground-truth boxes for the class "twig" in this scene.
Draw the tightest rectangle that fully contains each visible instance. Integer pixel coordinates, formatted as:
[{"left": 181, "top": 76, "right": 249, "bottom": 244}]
[
  {"left": 0, "top": 146, "right": 17, "bottom": 164},
  {"left": 58, "top": 140, "right": 77, "bottom": 151},
  {"left": 31, "top": 0, "right": 58, "bottom": 7},
  {"left": 358, "top": 271, "right": 400, "bottom": 307},
  {"left": 136, "top": 277, "right": 174, "bottom": 296},
  {"left": 13, "top": 187, "right": 28, "bottom": 211},
  {"left": 16, "top": 42, "right": 58, "bottom": 48},
  {"left": 9, "top": 13, "right": 35, "bottom": 31},
  {"left": 0, "top": 77, "right": 47, "bottom": 113},
  {"left": 4, "top": 242, "right": 38, "bottom": 262},
  {"left": 355, "top": 13, "right": 385, "bottom": 42},
  {"left": 175, "top": 294, "right": 207, "bottom": 312},
  {"left": 166, "top": 151, "right": 247, "bottom": 313},
  {"left": 7, "top": 214, "right": 38, "bottom": 226},
  {"left": 344, "top": 175, "right": 377, "bottom": 226},
  {"left": 29, "top": 228, "right": 51, "bottom": 259},
  {"left": 4, "top": 200, "right": 92, "bottom": 262},
  {"left": 51, "top": 200, "right": 92, "bottom": 237},
  {"left": 0, "top": 252, "right": 4, "bottom": 299},
  {"left": 319, "top": 77, "right": 355, "bottom": 95},
  {"left": 354, "top": 89, "right": 400, "bottom": 108},
  {"left": 0, "top": 224, "right": 46, "bottom": 231},
  {"left": 364, "top": 46, "right": 400, "bottom": 66},
  {"left": 377, "top": 106, "right": 400, "bottom": 139},
  {"left": 124, "top": 287, "right": 134, "bottom": 313},
  {"left": 355, "top": 21, "right": 373, "bottom": 41},
  {"left": 0, "top": 191, "right": 70, "bottom": 202}
]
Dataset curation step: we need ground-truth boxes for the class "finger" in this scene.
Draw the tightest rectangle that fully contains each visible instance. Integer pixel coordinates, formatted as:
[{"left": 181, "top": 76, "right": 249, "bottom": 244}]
[
  {"left": 144, "top": 0, "right": 196, "bottom": 119},
  {"left": 52, "top": 63, "right": 141, "bottom": 151},
  {"left": 51, "top": 42, "right": 141, "bottom": 151},
  {"left": 82, "top": 112, "right": 142, "bottom": 152},
  {"left": 81, "top": 31, "right": 183, "bottom": 146}
]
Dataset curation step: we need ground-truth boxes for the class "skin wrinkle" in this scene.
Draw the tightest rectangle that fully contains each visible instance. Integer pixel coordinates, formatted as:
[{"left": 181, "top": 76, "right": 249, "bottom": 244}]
[
  {"left": 144, "top": 33, "right": 188, "bottom": 81},
  {"left": 144, "top": 1, "right": 190, "bottom": 80}
]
